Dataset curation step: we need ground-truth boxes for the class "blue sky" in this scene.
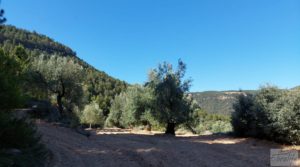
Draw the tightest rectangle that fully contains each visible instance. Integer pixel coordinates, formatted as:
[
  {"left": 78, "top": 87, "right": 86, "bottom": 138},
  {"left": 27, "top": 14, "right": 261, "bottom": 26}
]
[{"left": 3, "top": 0, "right": 300, "bottom": 92}]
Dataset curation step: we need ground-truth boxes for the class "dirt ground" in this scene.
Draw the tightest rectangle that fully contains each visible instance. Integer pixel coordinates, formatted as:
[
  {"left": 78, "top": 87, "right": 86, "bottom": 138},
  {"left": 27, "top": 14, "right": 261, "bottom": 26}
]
[{"left": 37, "top": 121, "right": 299, "bottom": 167}]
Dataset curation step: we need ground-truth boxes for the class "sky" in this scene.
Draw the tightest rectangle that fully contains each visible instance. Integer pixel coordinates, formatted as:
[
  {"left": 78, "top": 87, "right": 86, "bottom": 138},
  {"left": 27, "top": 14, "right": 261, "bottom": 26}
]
[{"left": 2, "top": 0, "right": 300, "bottom": 92}]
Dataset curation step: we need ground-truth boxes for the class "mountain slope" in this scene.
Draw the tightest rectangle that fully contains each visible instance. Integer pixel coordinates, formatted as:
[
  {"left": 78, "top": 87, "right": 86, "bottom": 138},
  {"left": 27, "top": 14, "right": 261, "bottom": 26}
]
[
  {"left": 191, "top": 90, "right": 257, "bottom": 115},
  {"left": 0, "top": 25, "right": 127, "bottom": 112}
]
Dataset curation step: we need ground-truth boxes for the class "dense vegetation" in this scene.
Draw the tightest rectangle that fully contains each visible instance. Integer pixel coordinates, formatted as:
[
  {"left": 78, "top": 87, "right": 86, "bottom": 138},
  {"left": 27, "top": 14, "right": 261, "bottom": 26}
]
[
  {"left": 0, "top": 25, "right": 127, "bottom": 117},
  {"left": 0, "top": 25, "right": 127, "bottom": 166},
  {"left": 232, "top": 86, "right": 300, "bottom": 144},
  {"left": 106, "top": 60, "right": 194, "bottom": 135},
  {"left": 0, "top": 47, "right": 48, "bottom": 166},
  {"left": 105, "top": 60, "right": 232, "bottom": 135},
  {"left": 190, "top": 109, "right": 232, "bottom": 134},
  {"left": 0, "top": 25, "right": 231, "bottom": 136}
]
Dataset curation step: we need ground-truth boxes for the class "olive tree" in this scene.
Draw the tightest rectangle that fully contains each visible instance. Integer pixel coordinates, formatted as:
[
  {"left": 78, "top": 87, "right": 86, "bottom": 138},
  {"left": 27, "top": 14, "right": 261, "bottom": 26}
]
[
  {"left": 80, "top": 102, "right": 105, "bottom": 128},
  {"left": 146, "top": 59, "right": 192, "bottom": 135},
  {"left": 106, "top": 85, "right": 154, "bottom": 128},
  {"left": 32, "top": 55, "right": 83, "bottom": 114}
]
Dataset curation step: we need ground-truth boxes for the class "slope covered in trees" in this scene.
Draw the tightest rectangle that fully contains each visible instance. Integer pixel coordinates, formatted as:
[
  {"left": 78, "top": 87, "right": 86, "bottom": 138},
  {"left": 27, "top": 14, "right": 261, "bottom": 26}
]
[
  {"left": 191, "top": 90, "right": 257, "bottom": 115},
  {"left": 0, "top": 25, "right": 127, "bottom": 116},
  {"left": 0, "top": 25, "right": 75, "bottom": 57}
]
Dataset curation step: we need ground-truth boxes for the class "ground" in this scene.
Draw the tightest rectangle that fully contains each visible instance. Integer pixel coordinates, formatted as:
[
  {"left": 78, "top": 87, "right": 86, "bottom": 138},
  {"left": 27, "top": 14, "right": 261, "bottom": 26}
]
[{"left": 37, "top": 121, "right": 299, "bottom": 167}]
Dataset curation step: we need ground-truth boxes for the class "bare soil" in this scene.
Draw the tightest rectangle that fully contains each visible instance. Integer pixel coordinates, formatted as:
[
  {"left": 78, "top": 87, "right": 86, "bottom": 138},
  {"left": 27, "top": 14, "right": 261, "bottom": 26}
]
[{"left": 37, "top": 121, "right": 299, "bottom": 167}]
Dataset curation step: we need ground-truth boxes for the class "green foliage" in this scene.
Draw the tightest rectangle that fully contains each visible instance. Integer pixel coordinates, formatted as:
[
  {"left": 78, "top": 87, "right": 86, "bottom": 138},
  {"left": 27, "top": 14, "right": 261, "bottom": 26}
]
[
  {"left": 31, "top": 55, "right": 84, "bottom": 114},
  {"left": 232, "top": 86, "right": 300, "bottom": 144},
  {"left": 105, "top": 92, "right": 127, "bottom": 127},
  {"left": 0, "top": 49, "right": 24, "bottom": 109},
  {"left": 0, "top": 25, "right": 75, "bottom": 57},
  {"left": 192, "top": 109, "right": 232, "bottom": 134},
  {"left": 0, "top": 25, "right": 128, "bottom": 116},
  {"left": 84, "top": 68, "right": 127, "bottom": 116},
  {"left": 80, "top": 102, "right": 105, "bottom": 128},
  {"left": 146, "top": 59, "right": 192, "bottom": 134},
  {"left": 231, "top": 93, "right": 256, "bottom": 136},
  {"left": 279, "top": 89, "right": 300, "bottom": 144},
  {"left": 106, "top": 85, "right": 155, "bottom": 128},
  {"left": 0, "top": 112, "right": 48, "bottom": 167}
]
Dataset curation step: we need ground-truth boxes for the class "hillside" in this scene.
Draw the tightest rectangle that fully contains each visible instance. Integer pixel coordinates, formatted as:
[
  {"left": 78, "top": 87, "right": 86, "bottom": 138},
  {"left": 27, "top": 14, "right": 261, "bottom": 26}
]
[
  {"left": 191, "top": 90, "right": 257, "bottom": 115},
  {"left": 0, "top": 25, "right": 127, "bottom": 113}
]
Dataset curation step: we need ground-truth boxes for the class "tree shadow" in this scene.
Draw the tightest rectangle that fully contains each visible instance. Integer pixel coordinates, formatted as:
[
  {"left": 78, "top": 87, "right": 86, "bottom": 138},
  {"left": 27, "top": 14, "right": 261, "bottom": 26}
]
[
  {"left": 76, "top": 130, "right": 290, "bottom": 167},
  {"left": 39, "top": 122, "right": 298, "bottom": 167}
]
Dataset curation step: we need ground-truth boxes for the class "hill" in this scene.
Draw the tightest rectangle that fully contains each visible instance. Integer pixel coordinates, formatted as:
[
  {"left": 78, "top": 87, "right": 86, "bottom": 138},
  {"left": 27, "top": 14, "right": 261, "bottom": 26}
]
[
  {"left": 191, "top": 90, "right": 257, "bottom": 115},
  {"left": 0, "top": 25, "right": 127, "bottom": 113}
]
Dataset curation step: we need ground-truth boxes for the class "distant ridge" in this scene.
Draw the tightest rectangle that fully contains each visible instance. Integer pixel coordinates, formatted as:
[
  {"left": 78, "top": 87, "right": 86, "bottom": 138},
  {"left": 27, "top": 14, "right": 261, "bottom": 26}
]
[{"left": 191, "top": 90, "right": 257, "bottom": 115}]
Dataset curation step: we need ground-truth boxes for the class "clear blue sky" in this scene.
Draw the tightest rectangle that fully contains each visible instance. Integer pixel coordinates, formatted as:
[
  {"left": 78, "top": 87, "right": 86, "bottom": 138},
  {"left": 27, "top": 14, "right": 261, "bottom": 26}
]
[{"left": 3, "top": 0, "right": 300, "bottom": 92}]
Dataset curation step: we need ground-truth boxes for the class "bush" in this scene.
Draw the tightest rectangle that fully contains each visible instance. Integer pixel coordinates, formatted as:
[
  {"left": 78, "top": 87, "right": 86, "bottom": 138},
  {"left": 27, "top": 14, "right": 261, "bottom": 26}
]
[
  {"left": 231, "top": 86, "right": 300, "bottom": 144},
  {"left": 192, "top": 109, "right": 232, "bottom": 134},
  {"left": 210, "top": 121, "right": 232, "bottom": 133},
  {"left": 0, "top": 112, "right": 48, "bottom": 167},
  {"left": 231, "top": 93, "right": 256, "bottom": 137},
  {"left": 277, "top": 89, "right": 300, "bottom": 144}
]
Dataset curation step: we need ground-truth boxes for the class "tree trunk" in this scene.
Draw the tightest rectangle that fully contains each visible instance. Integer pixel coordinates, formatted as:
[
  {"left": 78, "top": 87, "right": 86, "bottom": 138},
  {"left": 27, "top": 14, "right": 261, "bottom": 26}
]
[
  {"left": 89, "top": 123, "right": 92, "bottom": 129},
  {"left": 165, "top": 122, "right": 176, "bottom": 135},
  {"left": 145, "top": 123, "right": 152, "bottom": 131},
  {"left": 56, "top": 78, "right": 65, "bottom": 115},
  {"left": 57, "top": 94, "right": 63, "bottom": 115}
]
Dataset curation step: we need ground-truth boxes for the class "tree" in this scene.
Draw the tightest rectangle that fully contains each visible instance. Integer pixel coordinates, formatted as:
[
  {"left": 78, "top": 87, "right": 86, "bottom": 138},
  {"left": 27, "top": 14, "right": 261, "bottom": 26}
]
[
  {"left": 31, "top": 55, "right": 83, "bottom": 115},
  {"left": 280, "top": 89, "right": 300, "bottom": 144},
  {"left": 231, "top": 93, "right": 256, "bottom": 136},
  {"left": 0, "top": 8, "right": 6, "bottom": 24},
  {"left": 83, "top": 68, "right": 127, "bottom": 117},
  {"left": 106, "top": 85, "right": 154, "bottom": 128},
  {"left": 146, "top": 59, "right": 192, "bottom": 135},
  {"left": 80, "top": 102, "right": 105, "bottom": 129},
  {"left": 0, "top": 7, "right": 47, "bottom": 167},
  {"left": 105, "top": 91, "right": 127, "bottom": 127},
  {"left": 231, "top": 86, "right": 300, "bottom": 144},
  {"left": 0, "top": 49, "right": 24, "bottom": 109}
]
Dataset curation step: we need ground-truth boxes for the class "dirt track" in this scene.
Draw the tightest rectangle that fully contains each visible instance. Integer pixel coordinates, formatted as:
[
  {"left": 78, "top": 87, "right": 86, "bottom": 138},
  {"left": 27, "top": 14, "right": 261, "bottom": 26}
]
[{"left": 37, "top": 121, "right": 292, "bottom": 167}]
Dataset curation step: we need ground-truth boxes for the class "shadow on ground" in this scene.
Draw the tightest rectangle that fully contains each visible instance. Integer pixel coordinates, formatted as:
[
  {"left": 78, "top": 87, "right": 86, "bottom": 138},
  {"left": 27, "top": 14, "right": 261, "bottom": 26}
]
[{"left": 38, "top": 122, "right": 297, "bottom": 167}]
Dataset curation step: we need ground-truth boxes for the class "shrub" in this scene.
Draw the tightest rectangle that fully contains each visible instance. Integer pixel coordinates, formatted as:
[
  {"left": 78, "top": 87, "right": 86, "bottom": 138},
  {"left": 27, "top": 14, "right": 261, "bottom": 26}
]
[
  {"left": 231, "top": 86, "right": 300, "bottom": 144},
  {"left": 0, "top": 111, "right": 48, "bottom": 167},
  {"left": 231, "top": 93, "right": 256, "bottom": 137},
  {"left": 277, "top": 90, "right": 300, "bottom": 144},
  {"left": 192, "top": 109, "right": 232, "bottom": 134}
]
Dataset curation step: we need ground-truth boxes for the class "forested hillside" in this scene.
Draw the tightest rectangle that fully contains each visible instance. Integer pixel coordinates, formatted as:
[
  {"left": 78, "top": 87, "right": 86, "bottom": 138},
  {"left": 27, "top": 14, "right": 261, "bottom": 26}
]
[
  {"left": 0, "top": 25, "right": 76, "bottom": 57},
  {"left": 0, "top": 24, "right": 128, "bottom": 166},
  {"left": 191, "top": 90, "right": 256, "bottom": 115},
  {"left": 0, "top": 25, "right": 127, "bottom": 115}
]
